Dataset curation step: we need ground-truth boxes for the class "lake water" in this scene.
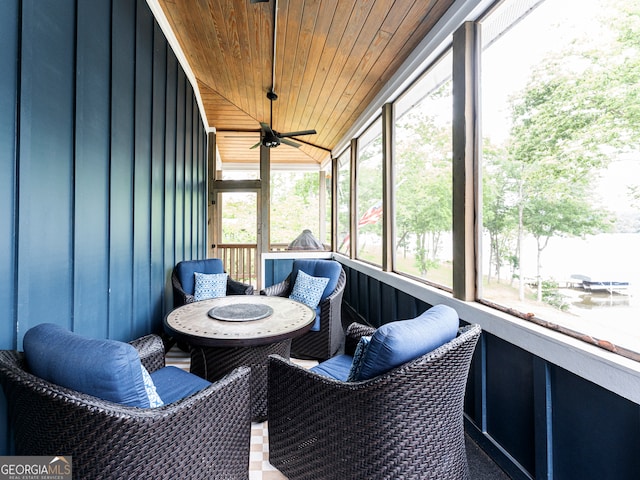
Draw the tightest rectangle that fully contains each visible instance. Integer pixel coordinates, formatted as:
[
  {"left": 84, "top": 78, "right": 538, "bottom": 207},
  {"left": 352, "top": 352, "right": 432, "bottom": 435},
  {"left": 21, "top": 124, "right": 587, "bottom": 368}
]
[{"left": 518, "top": 233, "right": 640, "bottom": 354}]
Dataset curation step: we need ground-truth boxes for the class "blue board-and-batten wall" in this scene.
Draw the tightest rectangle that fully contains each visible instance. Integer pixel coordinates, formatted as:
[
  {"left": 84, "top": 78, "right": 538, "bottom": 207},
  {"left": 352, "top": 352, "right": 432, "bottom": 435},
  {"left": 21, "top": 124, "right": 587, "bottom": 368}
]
[{"left": 0, "top": 0, "right": 207, "bottom": 454}]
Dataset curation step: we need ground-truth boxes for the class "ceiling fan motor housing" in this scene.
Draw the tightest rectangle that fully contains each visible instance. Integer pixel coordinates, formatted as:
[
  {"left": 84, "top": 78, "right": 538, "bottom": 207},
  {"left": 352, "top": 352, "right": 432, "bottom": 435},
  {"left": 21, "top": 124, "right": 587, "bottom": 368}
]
[{"left": 263, "top": 133, "right": 280, "bottom": 147}]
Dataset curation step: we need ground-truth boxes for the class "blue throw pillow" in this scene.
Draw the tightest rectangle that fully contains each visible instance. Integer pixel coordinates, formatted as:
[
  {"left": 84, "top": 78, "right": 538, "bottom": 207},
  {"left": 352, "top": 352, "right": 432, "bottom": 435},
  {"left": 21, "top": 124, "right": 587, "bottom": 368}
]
[
  {"left": 355, "top": 304, "right": 459, "bottom": 381},
  {"left": 194, "top": 272, "right": 228, "bottom": 301},
  {"left": 346, "top": 336, "right": 371, "bottom": 382},
  {"left": 141, "top": 365, "right": 164, "bottom": 408},
  {"left": 291, "top": 260, "right": 341, "bottom": 302},
  {"left": 289, "top": 270, "right": 330, "bottom": 309},
  {"left": 23, "top": 323, "right": 150, "bottom": 408}
]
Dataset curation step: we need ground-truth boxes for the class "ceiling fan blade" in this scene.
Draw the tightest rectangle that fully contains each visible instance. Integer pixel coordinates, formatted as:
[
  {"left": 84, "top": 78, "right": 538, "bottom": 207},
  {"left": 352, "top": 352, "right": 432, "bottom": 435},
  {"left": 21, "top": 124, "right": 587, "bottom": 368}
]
[
  {"left": 280, "top": 138, "right": 301, "bottom": 148},
  {"left": 287, "top": 137, "right": 332, "bottom": 152},
  {"left": 250, "top": 141, "right": 262, "bottom": 149},
  {"left": 260, "top": 122, "right": 275, "bottom": 136},
  {"left": 279, "top": 129, "right": 317, "bottom": 138}
]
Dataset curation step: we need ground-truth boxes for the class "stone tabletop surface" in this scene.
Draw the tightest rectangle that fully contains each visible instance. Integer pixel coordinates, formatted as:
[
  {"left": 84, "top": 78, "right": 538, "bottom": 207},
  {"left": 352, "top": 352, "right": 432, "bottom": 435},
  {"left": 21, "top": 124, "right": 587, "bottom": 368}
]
[{"left": 165, "top": 295, "right": 315, "bottom": 343}]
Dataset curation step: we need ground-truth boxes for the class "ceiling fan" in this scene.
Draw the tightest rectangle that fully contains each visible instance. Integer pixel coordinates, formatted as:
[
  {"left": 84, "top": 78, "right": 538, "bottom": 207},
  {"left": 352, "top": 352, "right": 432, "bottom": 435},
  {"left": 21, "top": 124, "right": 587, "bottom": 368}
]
[{"left": 251, "top": 90, "right": 317, "bottom": 149}]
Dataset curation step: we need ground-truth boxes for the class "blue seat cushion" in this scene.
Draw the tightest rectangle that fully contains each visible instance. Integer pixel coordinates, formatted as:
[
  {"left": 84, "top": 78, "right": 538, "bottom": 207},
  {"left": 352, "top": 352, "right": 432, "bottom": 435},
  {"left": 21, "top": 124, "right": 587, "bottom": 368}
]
[
  {"left": 291, "top": 260, "right": 342, "bottom": 331},
  {"left": 23, "top": 323, "right": 150, "bottom": 408},
  {"left": 310, "top": 354, "right": 353, "bottom": 381},
  {"left": 150, "top": 366, "right": 212, "bottom": 404},
  {"left": 356, "top": 304, "right": 459, "bottom": 381},
  {"left": 175, "top": 259, "right": 225, "bottom": 295}
]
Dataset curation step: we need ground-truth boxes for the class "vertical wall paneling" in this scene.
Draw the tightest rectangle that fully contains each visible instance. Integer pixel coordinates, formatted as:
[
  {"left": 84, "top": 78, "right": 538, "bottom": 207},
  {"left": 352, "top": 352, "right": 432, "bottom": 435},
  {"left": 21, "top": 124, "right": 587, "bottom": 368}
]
[
  {"left": 263, "top": 258, "right": 295, "bottom": 288},
  {"left": 356, "top": 271, "right": 369, "bottom": 320},
  {"left": 532, "top": 357, "right": 552, "bottom": 479},
  {"left": 366, "top": 277, "right": 381, "bottom": 327},
  {"left": 379, "top": 282, "right": 397, "bottom": 328},
  {"left": 550, "top": 366, "right": 640, "bottom": 479},
  {"left": 395, "top": 289, "right": 418, "bottom": 320},
  {"left": 175, "top": 70, "right": 186, "bottom": 262},
  {"left": 0, "top": 0, "right": 19, "bottom": 352},
  {"left": 464, "top": 335, "right": 485, "bottom": 427},
  {"left": 346, "top": 267, "right": 357, "bottom": 307},
  {"left": 109, "top": 0, "right": 136, "bottom": 341},
  {"left": 485, "top": 334, "right": 535, "bottom": 476},
  {"left": 74, "top": 0, "right": 111, "bottom": 338},
  {"left": 202, "top": 114, "right": 207, "bottom": 256},
  {"left": 151, "top": 21, "right": 168, "bottom": 327},
  {"left": 1, "top": 0, "right": 207, "bottom": 455},
  {"left": 133, "top": 0, "right": 153, "bottom": 338},
  {"left": 195, "top": 110, "right": 202, "bottom": 257},
  {"left": 200, "top": 107, "right": 206, "bottom": 257},
  {"left": 194, "top": 98, "right": 202, "bottom": 258},
  {"left": 415, "top": 298, "right": 431, "bottom": 318},
  {"left": 184, "top": 81, "right": 193, "bottom": 260},
  {"left": 163, "top": 50, "right": 178, "bottom": 310},
  {"left": 18, "top": 0, "right": 76, "bottom": 338},
  {"left": 0, "top": 0, "right": 19, "bottom": 456}
]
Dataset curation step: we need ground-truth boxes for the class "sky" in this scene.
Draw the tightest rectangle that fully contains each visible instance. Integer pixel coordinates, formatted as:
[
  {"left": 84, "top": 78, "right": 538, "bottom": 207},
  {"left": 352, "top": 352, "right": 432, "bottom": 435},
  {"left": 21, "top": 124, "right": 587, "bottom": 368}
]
[{"left": 480, "top": 0, "right": 614, "bottom": 142}]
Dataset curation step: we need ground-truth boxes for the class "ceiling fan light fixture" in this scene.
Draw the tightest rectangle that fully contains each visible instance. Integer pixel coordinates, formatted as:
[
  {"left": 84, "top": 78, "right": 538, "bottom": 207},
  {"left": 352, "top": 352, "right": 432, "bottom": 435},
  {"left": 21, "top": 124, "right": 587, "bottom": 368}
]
[{"left": 262, "top": 135, "right": 280, "bottom": 148}]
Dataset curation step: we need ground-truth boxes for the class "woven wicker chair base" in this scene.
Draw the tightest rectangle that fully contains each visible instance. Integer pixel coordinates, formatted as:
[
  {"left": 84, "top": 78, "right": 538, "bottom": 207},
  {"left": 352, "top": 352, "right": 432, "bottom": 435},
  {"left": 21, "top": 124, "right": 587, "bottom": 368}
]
[
  {"left": 190, "top": 340, "right": 291, "bottom": 422},
  {"left": 261, "top": 267, "right": 346, "bottom": 361},
  {"left": 268, "top": 324, "right": 481, "bottom": 480},
  {"left": 0, "top": 334, "right": 252, "bottom": 480}
]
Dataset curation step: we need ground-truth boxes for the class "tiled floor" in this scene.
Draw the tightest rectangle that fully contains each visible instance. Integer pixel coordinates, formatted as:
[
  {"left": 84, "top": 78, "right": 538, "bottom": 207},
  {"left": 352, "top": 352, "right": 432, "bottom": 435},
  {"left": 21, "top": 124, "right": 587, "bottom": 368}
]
[
  {"left": 249, "top": 421, "right": 286, "bottom": 480},
  {"left": 165, "top": 345, "right": 316, "bottom": 480}
]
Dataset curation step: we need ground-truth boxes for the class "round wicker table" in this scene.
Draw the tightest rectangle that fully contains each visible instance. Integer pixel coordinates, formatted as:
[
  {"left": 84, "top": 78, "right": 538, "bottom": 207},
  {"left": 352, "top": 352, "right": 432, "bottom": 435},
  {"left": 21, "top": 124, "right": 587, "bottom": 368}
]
[{"left": 164, "top": 295, "right": 315, "bottom": 421}]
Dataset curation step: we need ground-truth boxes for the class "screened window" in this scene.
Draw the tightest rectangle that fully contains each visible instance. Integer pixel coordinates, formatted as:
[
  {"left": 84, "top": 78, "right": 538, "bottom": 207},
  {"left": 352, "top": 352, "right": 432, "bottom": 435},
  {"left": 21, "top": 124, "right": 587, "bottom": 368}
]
[
  {"left": 219, "top": 192, "right": 257, "bottom": 244},
  {"left": 323, "top": 167, "right": 332, "bottom": 247},
  {"left": 336, "top": 149, "right": 351, "bottom": 255},
  {"left": 270, "top": 170, "right": 321, "bottom": 249},
  {"left": 356, "top": 119, "right": 383, "bottom": 266},
  {"left": 480, "top": 0, "right": 640, "bottom": 354},
  {"left": 394, "top": 50, "right": 453, "bottom": 287}
]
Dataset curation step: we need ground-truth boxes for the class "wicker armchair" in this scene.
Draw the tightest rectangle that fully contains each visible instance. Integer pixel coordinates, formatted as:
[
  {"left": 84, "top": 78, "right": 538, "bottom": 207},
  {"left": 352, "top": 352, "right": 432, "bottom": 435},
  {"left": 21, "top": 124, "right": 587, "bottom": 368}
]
[
  {"left": 260, "top": 260, "right": 346, "bottom": 360},
  {"left": 172, "top": 258, "right": 254, "bottom": 308},
  {"left": 267, "top": 322, "right": 482, "bottom": 480},
  {"left": 0, "top": 333, "right": 251, "bottom": 480}
]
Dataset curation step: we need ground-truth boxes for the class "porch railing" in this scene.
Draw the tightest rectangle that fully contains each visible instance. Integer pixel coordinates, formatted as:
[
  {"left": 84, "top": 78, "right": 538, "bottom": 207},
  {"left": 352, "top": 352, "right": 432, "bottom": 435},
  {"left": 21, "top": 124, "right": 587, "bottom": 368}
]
[
  {"left": 216, "top": 243, "right": 289, "bottom": 288},
  {"left": 217, "top": 244, "right": 258, "bottom": 287}
]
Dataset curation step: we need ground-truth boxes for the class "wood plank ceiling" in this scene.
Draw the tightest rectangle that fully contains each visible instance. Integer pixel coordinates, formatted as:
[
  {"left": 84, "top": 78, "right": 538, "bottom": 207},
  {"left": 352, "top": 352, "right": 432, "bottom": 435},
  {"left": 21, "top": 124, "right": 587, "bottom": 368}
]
[{"left": 157, "top": 0, "right": 455, "bottom": 167}]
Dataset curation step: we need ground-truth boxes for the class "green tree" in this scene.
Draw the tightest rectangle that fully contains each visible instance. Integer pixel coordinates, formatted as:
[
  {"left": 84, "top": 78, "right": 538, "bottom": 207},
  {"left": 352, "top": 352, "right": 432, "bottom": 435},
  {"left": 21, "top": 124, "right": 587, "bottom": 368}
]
[
  {"left": 482, "top": 141, "right": 518, "bottom": 284},
  {"left": 270, "top": 171, "right": 320, "bottom": 244},
  {"left": 355, "top": 127, "right": 384, "bottom": 262},
  {"left": 504, "top": 1, "right": 640, "bottom": 301},
  {"left": 396, "top": 109, "right": 452, "bottom": 276}
]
